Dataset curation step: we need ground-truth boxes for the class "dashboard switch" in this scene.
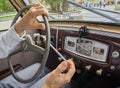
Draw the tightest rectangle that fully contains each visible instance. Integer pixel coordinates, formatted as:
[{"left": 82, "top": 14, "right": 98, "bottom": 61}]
[
  {"left": 58, "top": 57, "right": 62, "bottom": 61},
  {"left": 85, "top": 65, "right": 92, "bottom": 71},
  {"left": 96, "top": 69, "right": 103, "bottom": 75},
  {"left": 110, "top": 65, "right": 116, "bottom": 70},
  {"left": 112, "top": 51, "right": 119, "bottom": 58}
]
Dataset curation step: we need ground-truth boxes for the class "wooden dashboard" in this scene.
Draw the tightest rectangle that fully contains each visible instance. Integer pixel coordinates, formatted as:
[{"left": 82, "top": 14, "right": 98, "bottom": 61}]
[{"left": 41, "top": 21, "right": 120, "bottom": 75}]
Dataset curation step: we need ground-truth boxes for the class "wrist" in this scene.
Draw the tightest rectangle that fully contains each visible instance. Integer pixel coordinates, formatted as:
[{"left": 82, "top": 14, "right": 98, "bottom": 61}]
[{"left": 14, "top": 23, "right": 24, "bottom": 37}]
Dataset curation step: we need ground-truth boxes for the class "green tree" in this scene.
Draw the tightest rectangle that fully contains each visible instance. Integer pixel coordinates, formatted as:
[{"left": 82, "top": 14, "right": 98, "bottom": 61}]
[
  {"left": 62, "top": 0, "right": 69, "bottom": 12},
  {"left": 0, "top": 0, "right": 14, "bottom": 13},
  {"left": 44, "top": 0, "right": 63, "bottom": 13},
  {"left": 43, "top": 0, "right": 69, "bottom": 13}
]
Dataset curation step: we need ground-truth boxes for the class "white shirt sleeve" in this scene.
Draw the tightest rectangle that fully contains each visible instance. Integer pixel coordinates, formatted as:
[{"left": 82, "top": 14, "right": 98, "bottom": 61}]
[{"left": 0, "top": 26, "right": 25, "bottom": 59}]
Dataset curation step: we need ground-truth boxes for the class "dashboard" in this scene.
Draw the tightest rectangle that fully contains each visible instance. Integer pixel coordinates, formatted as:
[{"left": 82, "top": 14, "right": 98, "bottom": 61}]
[{"left": 41, "top": 22, "right": 120, "bottom": 75}]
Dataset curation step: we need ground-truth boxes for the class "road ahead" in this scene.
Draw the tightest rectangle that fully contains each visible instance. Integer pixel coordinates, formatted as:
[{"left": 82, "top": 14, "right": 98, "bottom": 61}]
[
  {"left": 0, "top": 5, "right": 120, "bottom": 31},
  {"left": 0, "top": 19, "right": 12, "bottom": 31},
  {"left": 81, "top": 5, "right": 120, "bottom": 22}
]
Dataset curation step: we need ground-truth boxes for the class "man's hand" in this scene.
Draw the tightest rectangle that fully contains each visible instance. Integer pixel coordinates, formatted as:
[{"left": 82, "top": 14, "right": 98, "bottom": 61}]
[
  {"left": 42, "top": 59, "right": 76, "bottom": 88},
  {"left": 14, "top": 3, "right": 49, "bottom": 36}
]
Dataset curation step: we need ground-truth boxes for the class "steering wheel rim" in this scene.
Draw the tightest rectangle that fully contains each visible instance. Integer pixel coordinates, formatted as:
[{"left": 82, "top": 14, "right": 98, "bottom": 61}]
[{"left": 7, "top": 5, "right": 50, "bottom": 83}]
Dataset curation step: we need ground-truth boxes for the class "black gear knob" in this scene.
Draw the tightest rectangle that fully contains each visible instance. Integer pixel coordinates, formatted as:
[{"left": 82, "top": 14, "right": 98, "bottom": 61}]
[{"left": 79, "top": 25, "right": 90, "bottom": 39}]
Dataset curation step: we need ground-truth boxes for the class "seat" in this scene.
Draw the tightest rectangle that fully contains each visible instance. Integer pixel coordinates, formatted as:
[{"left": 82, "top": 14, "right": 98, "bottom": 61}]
[
  {"left": 0, "top": 63, "right": 50, "bottom": 88},
  {"left": 0, "top": 64, "right": 22, "bottom": 80}
]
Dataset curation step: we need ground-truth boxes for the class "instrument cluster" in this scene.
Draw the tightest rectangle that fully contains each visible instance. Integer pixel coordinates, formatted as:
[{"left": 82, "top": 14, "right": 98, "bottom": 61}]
[
  {"left": 64, "top": 36, "right": 109, "bottom": 63},
  {"left": 49, "top": 26, "right": 120, "bottom": 75}
]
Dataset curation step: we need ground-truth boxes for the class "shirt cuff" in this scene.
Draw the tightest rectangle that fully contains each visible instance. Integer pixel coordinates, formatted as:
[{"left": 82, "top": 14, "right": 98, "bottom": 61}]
[
  {"left": 3, "top": 25, "right": 26, "bottom": 46},
  {"left": 10, "top": 25, "right": 26, "bottom": 41},
  {"left": 0, "top": 26, "right": 26, "bottom": 58}
]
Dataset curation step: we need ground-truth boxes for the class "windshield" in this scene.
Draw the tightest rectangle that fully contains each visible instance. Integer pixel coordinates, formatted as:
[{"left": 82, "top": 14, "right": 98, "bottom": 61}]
[
  {"left": 0, "top": 0, "right": 120, "bottom": 31},
  {"left": 23, "top": 0, "right": 120, "bottom": 23}
]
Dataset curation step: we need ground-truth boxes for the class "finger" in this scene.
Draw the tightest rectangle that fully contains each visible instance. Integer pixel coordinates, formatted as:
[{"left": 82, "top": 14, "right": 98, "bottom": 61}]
[
  {"left": 53, "top": 61, "right": 68, "bottom": 74},
  {"left": 28, "top": 7, "right": 49, "bottom": 19},
  {"left": 31, "top": 5, "right": 43, "bottom": 10},
  {"left": 33, "top": 3, "right": 43, "bottom": 8},
  {"left": 32, "top": 4, "right": 36, "bottom": 7},
  {"left": 30, "top": 4, "right": 49, "bottom": 18},
  {"left": 33, "top": 3, "right": 40, "bottom": 7},
  {"left": 34, "top": 3, "right": 44, "bottom": 8},
  {"left": 36, "top": 23, "right": 45, "bottom": 30},
  {"left": 65, "top": 59, "right": 76, "bottom": 77},
  {"left": 35, "top": 9, "right": 49, "bottom": 18},
  {"left": 35, "top": 5, "right": 44, "bottom": 9}
]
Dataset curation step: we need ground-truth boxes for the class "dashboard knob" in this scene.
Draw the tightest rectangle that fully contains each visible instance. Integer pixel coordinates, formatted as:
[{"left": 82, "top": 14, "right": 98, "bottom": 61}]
[
  {"left": 96, "top": 69, "right": 103, "bottom": 75},
  {"left": 110, "top": 65, "right": 116, "bottom": 70},
  {"left": 76, "top": 69, "right": 81, "bottom": 74},
  {"left": 112, "top": 51, "right": 119, "bottom": 58},
  {"left": 58, "top": 57, "right": 62, "bottom": 61},
  {"left": 85, "top": 65, "right": 92, "bottom": 71}
]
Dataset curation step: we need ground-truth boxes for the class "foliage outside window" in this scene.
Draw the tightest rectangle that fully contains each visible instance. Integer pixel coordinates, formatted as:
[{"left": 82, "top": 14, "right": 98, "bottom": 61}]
[
  {"left": 28, "top": 0, "right": 69, "bottom": 13},
  {"left": 0, "top": 0, "right": 15, "bottom": 13},
  {"left": 0, "top": 0, "right": 15, "bottom": 21},
  {"left": 118, "top": 1, "right": 120, "bottom": 4}
]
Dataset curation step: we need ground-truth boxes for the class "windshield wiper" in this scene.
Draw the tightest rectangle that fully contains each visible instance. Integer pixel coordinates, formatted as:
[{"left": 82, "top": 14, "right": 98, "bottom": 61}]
[
  {"left": 50, "top": 16, "right": 56, "bottom": 19},
  {"left": 68, "top": 0, "right": 120, "bottom": 24},
  {"left": 92, "top": 8, "right": 120, "bottom": 15}
]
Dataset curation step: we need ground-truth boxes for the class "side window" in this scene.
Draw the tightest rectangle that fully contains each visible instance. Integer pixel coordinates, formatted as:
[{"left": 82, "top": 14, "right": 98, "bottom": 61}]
[{"left": 0, "top": 0, "right": 16, "bottom": 31}]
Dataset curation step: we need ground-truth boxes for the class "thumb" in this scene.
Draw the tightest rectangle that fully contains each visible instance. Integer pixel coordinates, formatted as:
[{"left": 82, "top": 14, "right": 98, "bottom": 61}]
[
  {"left": 36, "top": 23, "right": 45, "bottom": 30},
  {"left": 53, "top": 61, "right": 68, "bottom": 74}
]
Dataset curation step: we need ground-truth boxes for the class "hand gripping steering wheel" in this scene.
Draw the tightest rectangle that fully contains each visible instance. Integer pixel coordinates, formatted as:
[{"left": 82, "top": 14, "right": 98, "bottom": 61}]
[{"left": 7, "top": 5, "right": 50, "bottom": 83}]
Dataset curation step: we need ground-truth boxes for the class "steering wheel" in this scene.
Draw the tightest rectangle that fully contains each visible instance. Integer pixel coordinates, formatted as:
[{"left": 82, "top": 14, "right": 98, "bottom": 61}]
[{"left": 7, "top": 5, "right": 50, "bottom": 83}]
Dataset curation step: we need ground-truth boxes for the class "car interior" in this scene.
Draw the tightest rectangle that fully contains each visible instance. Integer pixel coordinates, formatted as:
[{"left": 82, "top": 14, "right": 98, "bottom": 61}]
[{"left": 0, "top": 0, "right": 120, "bottom": 88}]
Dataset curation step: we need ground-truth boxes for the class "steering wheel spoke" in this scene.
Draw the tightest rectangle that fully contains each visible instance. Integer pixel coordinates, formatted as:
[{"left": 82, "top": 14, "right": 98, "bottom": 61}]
[{"left": 29, "top": 44, "right": 45, "bottom": 55}]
